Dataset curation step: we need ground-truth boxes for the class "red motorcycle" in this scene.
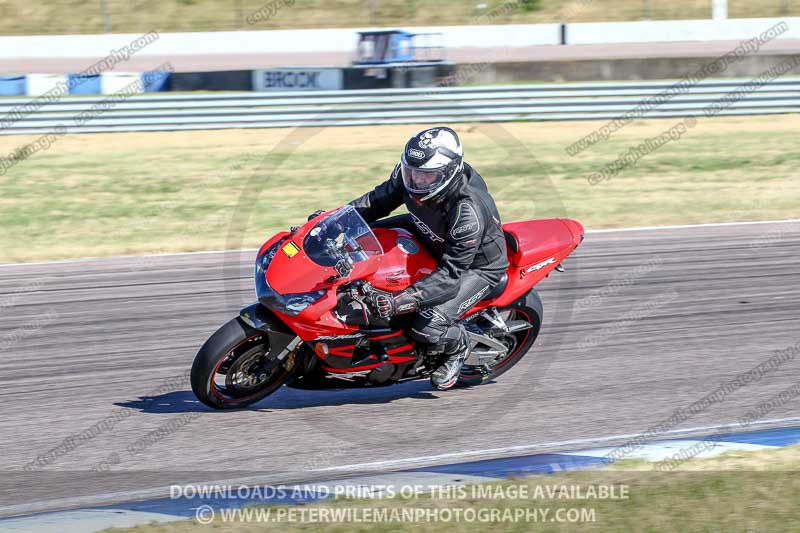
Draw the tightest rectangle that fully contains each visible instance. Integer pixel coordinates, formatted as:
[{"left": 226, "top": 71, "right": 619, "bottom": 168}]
[{"left": 191, "top": 206, "right": 584, "bottom": 409}]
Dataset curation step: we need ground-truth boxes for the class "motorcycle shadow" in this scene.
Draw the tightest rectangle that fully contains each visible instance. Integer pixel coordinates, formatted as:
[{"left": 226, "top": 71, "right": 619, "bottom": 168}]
[{"left": 115, "top": 380, "right": 444, "bottom": 414}]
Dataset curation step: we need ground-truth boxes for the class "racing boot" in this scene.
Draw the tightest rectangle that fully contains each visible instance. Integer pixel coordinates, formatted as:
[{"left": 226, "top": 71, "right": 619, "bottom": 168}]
[{"left": 431, "top": 325, "right": 471, "bottom": 391}]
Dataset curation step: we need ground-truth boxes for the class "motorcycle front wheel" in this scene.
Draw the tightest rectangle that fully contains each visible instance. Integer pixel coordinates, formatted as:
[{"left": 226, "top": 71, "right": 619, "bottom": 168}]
[{"left": 191, "top": 317, "right": 295, "bottom": 409}]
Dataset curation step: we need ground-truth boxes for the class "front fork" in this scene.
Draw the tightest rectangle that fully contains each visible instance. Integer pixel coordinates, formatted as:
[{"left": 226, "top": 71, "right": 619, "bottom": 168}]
[{"left": 239, "top": 303, "right": 303, "bottom": 365}]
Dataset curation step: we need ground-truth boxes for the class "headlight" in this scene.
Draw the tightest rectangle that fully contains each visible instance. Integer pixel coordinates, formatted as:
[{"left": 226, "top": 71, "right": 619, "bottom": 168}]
[
  {"left": 255, "top": 242, "right": 280, "bottom": 277},
  {"left": 282, "top": 291, "right": 328, "bottom": 315}
]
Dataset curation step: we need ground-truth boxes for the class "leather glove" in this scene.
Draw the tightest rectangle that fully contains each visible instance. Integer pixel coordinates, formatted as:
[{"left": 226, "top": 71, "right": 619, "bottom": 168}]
[
  {"left": 372, "top": 289, "right": 419, "bottom": 318},
  {"left": 308, "top": 210, "right": 326, "bottom": 221}
]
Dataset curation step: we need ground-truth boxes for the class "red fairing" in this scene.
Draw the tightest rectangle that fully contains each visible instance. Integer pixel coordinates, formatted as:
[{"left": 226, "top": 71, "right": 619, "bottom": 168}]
[
  {"left": 503, "top": 219, "right": 580, "bottom": 267},
  {"left": 258, "top": 231, "right": 291, "bottom": 257},
  {"left": 370, "top": 228, "right": 436, "bottom": 291},
  {"left": 257, "top": 207, "right": 583, "bottom": 341},
  {"left": 466, "top": 218, "right": 585, "bottom": 312},
  {"left": 267, "top": 237, "right": 379, "bottom": 296},
  {"left": 263, "top": 226, "right": 436, "bottom": 340},
  {"left": 560, "top": 219, "right": 586, "bottom": 247}
]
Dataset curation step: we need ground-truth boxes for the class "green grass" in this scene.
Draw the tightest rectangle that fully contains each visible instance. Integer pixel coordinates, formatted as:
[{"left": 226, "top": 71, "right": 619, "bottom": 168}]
[
  {"left": 0, "top": 114, "right": 798, "bottom": 263},
  {"left": 1, "top": 0, "right": 798, "bottom": 35},
  {"left": 103, "top": 445, "right": 800, "bottom": 532}
]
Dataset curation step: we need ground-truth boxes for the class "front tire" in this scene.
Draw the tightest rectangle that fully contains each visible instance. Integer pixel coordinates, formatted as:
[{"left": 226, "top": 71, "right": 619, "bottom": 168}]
[{"left": 191, "top": 317, "right": 294, "bottom": 409}]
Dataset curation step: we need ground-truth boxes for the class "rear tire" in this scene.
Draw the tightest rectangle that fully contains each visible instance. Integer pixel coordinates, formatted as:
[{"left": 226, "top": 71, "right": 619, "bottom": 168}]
[
  {"left": 457, "top": 289, "right": 543, "bottom": 386},
  {"left": 191, "top": 317, "right": 294, "bottom": 409}
]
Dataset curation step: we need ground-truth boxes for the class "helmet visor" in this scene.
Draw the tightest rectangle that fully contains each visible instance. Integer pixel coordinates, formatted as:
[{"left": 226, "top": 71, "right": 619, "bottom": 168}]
[{"left": 400, "top": 163, "right": 447, "bottom": 195}]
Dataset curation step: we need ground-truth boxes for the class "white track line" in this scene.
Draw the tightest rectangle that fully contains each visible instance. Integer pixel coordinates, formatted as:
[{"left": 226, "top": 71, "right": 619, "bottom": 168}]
[
  {"left": 587, "top": 218, "right": 800, "bottom": 233},
  {"left": 2, "top": 218, "right": 798, "bottom": 269},
  {"left": 313, "top": 416, "right": 800, "bottom": 473},
  {"left": 0, "top": 248, "right": 259, "bottom": 269}
]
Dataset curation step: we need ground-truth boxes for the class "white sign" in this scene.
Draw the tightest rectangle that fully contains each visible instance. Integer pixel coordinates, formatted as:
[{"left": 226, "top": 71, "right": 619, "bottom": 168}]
[
  {"left": 252, "top": 68, "right": 343, "bottom": 91},
  {"left": 26, "top": 74, "right": 67, "bottom": 96},
  {"left": 101, "top": 72, "right": 143, "bottom": 94}
]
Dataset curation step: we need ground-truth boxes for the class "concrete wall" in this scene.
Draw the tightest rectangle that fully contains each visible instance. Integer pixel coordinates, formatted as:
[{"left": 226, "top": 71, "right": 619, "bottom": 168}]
[
  {"left": 567, "top": 17, "right": 799, "bottom": 44},
  {"left": 0, "top": 24, "right": 560, "bottom": 60},
  {"left": 3, "top": 18, "right": 799, "bottom": 60}
]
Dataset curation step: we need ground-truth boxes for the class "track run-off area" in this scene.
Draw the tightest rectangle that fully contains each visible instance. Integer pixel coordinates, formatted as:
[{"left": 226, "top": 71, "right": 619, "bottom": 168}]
[{"left": 0, "top": 219, "right": 799, "bottom": 517}]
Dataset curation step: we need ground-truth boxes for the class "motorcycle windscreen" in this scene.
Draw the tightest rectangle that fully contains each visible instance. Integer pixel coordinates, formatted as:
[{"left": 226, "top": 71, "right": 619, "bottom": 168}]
[
  {"left": 302, "top": 206, "right": 383, "bottom": 267},
  {"left": 267, "top": 206, "right": 382, "bottom": 295}
]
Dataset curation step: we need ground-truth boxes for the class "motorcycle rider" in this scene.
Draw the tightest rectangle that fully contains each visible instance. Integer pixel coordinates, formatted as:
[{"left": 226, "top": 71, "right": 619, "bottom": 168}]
[
  {"left": 353, "top": 127, "right": 510, "bottom": 389},
  {"left": 313, "top": 127, "right": 509, "bottom": 390}
]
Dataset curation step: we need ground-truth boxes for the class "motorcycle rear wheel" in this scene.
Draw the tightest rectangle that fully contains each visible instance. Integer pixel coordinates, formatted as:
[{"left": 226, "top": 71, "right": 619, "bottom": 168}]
[
  {"left": 191, "top": 317, "right": 294, "bottom": 409},
  {"left": 457, "top": 291, "right": 542, "bottom": 386}
]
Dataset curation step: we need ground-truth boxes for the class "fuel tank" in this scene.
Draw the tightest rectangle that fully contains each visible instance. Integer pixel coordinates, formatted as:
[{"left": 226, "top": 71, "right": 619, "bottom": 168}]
[{"left": 369, "top": 228, "right": 436, "bottom": 292}]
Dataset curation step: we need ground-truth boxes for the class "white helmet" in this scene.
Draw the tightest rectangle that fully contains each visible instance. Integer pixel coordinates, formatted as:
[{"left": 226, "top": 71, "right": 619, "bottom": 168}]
[{"left": 400, "top": 127, "right": 464, "bottom": 202}]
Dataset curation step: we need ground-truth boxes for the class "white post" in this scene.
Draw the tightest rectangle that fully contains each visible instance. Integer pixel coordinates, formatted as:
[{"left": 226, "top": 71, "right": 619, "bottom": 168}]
[
  {"left": 712, "top": 0, "right": 728, "bottom": 20},
  {"left": 100, "top": 0, "right": 111, "bottom": 33}
]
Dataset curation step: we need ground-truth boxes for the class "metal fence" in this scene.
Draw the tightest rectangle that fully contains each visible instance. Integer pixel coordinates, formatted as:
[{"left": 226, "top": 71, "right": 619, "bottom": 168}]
[
  {"left": 2, "top": 78, "right": 799, "bottom": 135},
  {"left": 1, "top": 1, "right": 799, "bottom": 35}
]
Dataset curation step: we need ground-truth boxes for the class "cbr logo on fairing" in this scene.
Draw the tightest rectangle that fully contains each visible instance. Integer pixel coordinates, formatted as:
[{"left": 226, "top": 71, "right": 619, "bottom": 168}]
[
  {"left": 407, "top": 148, "right": 425, "bottom": 159},
  {"left": 524, "top": 257, "right": 556, "bottom": 273},
  {"left": 315, "top": 333, "right": 365, "bottom": 341},
  {"left": 411, "top": 214, "right": 444, "bottom": 243},
  {"left": 457, "top": 285, "right": 490, "bottom": 313}
]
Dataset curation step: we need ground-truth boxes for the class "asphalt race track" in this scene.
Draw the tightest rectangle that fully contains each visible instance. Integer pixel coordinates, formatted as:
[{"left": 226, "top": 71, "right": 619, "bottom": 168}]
[{"left": 1, "top": 220, "right": 799, "bottom": 516}]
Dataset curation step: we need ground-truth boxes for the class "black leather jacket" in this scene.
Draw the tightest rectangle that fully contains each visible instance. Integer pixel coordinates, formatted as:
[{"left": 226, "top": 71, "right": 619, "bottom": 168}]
[{"left": 349, "top": 163, "right": 509, "bottom": 307}]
